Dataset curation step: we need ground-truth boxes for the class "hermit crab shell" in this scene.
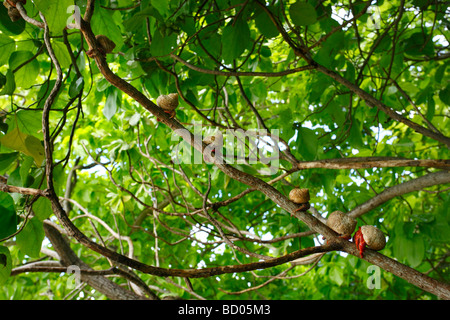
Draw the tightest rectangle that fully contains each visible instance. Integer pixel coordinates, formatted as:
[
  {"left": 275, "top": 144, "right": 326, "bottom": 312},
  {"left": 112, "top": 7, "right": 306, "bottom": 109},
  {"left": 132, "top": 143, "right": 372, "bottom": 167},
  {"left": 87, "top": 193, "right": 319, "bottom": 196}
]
[
  {"left": 326, "top": 210, "right": 357, "bottom": 236},
  {"left": 96, "top": 35, "right": 116, "bottom": 54},
  {"left": 3, "top": 1, "right": 21, "bottom": 22},
  {"left": 203, "top": 136, "right": 216, "bottom": 145},
  {"left": 157, "top": 93, "right": 179, "bottom": 111},
  {"left": 7, "top": 6, "right": 21, "bottom": 21},
  {"left": 360, "top": 225, "right": 386, "bottom": 251},
  {"left": 289, "top": 188, "right": 310, "bottom": 204}
]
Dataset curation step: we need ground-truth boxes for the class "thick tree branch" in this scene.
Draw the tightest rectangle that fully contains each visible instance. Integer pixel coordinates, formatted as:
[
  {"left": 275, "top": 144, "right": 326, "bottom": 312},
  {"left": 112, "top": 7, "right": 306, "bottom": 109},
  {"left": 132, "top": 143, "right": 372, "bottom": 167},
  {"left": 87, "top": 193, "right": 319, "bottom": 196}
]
[
  {"left": 348, "top": 170, "right": 450, "bottom": 218},
  {"left": 296, "top": 157, "right": 450, "bottom": 170},
  {"left": 254, "top": 0, "right": 450, "bottom": 148},
  {"left": 170, "top": 53, "right": 315, "bottom": 77},
  {"left": 340, "top": 240, "right": 450, "bottom": 300},
  {"left": 315, "top": 64, "right": 450, "bottom": 148},
  {"left": 0, "top": 183, "right": 45, "bottom": 196},
  {"left": 43, "top": 222, "right": 153, "bottom": 300}
]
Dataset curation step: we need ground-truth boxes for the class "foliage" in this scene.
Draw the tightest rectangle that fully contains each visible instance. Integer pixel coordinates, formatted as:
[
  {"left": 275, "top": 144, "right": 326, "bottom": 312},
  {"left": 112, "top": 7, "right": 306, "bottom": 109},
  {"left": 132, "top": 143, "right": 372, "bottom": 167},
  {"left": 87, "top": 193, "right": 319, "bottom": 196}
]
[{"left": 0, "top": 0, "right": 449, "bottom": 300}]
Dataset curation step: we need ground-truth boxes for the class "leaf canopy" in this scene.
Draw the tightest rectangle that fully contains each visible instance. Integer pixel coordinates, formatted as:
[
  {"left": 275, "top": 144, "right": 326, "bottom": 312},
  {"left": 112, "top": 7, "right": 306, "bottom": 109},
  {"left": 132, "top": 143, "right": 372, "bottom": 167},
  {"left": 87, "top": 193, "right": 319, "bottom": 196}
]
[{"left": 0, "top": 0, "right": 448, "bottom": 301}]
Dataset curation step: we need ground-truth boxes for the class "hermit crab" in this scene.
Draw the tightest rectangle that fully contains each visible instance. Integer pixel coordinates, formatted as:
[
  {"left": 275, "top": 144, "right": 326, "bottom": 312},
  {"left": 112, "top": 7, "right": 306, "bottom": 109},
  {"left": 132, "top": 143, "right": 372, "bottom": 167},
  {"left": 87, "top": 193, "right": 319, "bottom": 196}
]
[
  {"left": 156, "top": 93, "right": 179, "bottom": 119},
  {"left": 289, "top": 188, "right": 310, "bottom": 213},
  {"left": 3, "top": 0, "right": 26, "bottom": 22},
  {"left": 326, "top": 210, "right": 357, "bottom": 240},
  {"left": 86, "top": 35, "right": 116, "bottom": 58},
  {"left": 353, "top": 225, "right": 386, "bottom": 258}
]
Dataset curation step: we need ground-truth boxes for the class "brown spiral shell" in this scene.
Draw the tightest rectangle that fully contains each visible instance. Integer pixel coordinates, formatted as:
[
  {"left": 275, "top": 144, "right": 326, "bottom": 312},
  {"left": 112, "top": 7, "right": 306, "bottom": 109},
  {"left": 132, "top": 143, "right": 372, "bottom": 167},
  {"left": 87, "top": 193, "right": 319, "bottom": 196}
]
[
  {"left": 289, "top": 188, "right": 310, "bottom": 204},
  {"left": 157, "top": 93, "right": 179, "bottom": 111},
  {"left": 360, "top": 225, "right": 386, "bottom": 251},
  {"left": 96, "top": 35, "right": 116, "bottom": 54},
  {"left": 326, "top": 210, "right": 357, "bottom": 237}
]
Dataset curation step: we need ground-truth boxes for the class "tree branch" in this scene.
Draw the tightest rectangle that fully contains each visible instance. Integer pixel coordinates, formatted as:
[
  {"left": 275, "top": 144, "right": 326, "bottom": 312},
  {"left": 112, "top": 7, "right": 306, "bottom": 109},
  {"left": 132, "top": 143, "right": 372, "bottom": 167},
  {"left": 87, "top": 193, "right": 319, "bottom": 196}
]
[
  {"left": 348, "top": 171, "right": 450, "bottom": 218},
  {"left": 315, "top": 64, "right": 450, "bottom": 148},
  {"left": 340, "top": 240, "right": 450, "bottom": 300},
  {"left": 170, "top": 53, "right": 315, "bottom": 77},
  {"left": 43, "top": 222, "right": 154, "bottom": 300},
  {"left": 0, "top": 183, "right": 45, "bottom": 196},
  {"left": 296, "top": 157, "right": 450, "bottom": 170}
]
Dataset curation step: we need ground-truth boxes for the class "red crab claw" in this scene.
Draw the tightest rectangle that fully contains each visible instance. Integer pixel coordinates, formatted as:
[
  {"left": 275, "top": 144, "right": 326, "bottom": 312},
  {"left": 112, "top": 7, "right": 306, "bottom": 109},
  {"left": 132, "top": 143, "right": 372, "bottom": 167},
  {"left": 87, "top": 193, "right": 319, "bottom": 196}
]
[
  {"left": 157, "top": 110, "right": 176, "bottom": 122},
  {"left": 353, "top": 227, "right": 366, "bottom": 258},
  {"left": 292, "top": 202, "right": 310, "bottom": 216}
]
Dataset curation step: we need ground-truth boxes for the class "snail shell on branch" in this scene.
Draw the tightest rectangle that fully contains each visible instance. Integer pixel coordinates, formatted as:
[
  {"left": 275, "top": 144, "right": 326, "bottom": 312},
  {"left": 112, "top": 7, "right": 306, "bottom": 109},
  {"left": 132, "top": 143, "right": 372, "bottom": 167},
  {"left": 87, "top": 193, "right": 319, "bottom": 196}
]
[
  {"left": 326, "top": 210, "right": 357, "bottom": 237},
  {"left": 156, "top": 93, "right": 179, "bottom": 111},
  {"left": 96, "top": 35, "right": 116, "bottom": 54},
  {"left": 203, "top": 132, "right": 223, "bottom": 146},
  {"left": 360, "top": 225, "right": 386, "bottom": 251},
  {"left": 203, "top": 135, "right": 216, "bottom": 145},
  {"left": 289, "top": 188, "right": 310, "bottom": 204}
]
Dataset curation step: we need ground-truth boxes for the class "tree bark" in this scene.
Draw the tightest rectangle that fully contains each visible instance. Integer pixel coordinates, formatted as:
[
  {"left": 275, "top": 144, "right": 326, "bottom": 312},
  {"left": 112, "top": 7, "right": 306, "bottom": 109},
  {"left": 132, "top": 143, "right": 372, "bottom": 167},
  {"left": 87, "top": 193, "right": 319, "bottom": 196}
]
[
  {"left": 340, "top": 240, "right": 450, "bottom": 300},
  {"left": 348, "top": 171, "right": 450, "bottom": 218},
  {"left": 43, "top": 222, "right": 152, "bottom": 300}
]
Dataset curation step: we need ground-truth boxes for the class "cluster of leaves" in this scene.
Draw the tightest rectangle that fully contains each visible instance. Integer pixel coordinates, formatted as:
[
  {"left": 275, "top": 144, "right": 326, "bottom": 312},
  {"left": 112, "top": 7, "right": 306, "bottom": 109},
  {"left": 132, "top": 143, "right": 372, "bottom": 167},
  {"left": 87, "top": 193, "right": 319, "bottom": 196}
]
[{"left": 0, "top": 0, "right": 449, "bottom": 299}]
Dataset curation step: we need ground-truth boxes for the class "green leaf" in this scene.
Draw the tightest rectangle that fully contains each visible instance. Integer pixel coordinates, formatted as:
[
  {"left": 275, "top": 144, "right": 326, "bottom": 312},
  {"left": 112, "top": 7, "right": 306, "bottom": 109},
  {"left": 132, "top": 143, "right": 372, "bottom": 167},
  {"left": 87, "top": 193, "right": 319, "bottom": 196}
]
[
  {"left": 129, "top": 113, "right": 141, "bottom": 126},
  {"left": 150, "top": 0, "right": 169, "bottom": 16},
  {"left": 16, "top": 218, "right": 45, "bottom": 258},
  {"left": 393, "top": 235, "right": 408, "bottom": 262},
  {"left": 123, "top": 6, "right": 163, "bottom": 32},
  {"left": 33, "top": 0, "right": 73, "bottom": 34},
  {"left": 406, "top": 235, "right": 425, "bottom": 268},
  {"left": 289, "top": 1, "right": 317, "bottom": 26},
  {"left": 402, "top": 32, "right": 434, "bottom": 57},
  {"left": 0, "top": 69, "right": 15, "bottom": 96},
  {"left": 221, "top": 18, "right": 250, "bottom": 63},
  {"left": 36, "top": 80, "right": 59, "bottom": 108},
  {"left": 438, "top": 85, "right": 450, "bottom": 106},
  {"left": 348, "top": 118, "right": 365, "bottom": 149},
  {"left": 32, "top": 197, "right": 52, "bottom": 221},
  {"left": 91, "top": 5, "right": 124, "bottom": 49},
  {"left": 329, "top": 267, "right": 344, "bottom": 286},
  {"left": 0, "top": 152, "right": 18, "bottom": 174},
  {"left": 313, "top": 32, "right": 345, "bottom": 68},
  {"left": 69, "top": 76, "right": 84, "bottom": 98},
  {"left": 254, "top": 7, "right": 279, "bottom": 38},
  {"left": 321, "top": 172, "right": 336, "bottom": 196},
  {"left": 0, "top": 246, "right": 12, "bottom": 286},
  {"left": 0, "top": 72, "right": 5, "bottom": 90},
  {"left": 0, "top": 35, "right": 15, "bottom": 67},
  {"left": 51, "top": 39, "right": 72, "bottom": 69},
  {"left": 0, "top": 127, "right": 45, "bottom": 165},
  {"left": 426, "top": 95, "right": 435, "bottom": 121},
  {"left": 434, "top": 64, "right": 446, "bottom": 84},
  {"left": 428, "top": 208, "right": 450, "bottom": 242},
  {"left": 9, "top": 51, "right": 40, "bottom": 89},
  {"left": 180, "top": 16, "right": 196, "bottom": 37},
  {"left": 0, "top": 193, "right": 17, "bottom": 239},
  {"left": 104, "top": 90, "right": 118, "bottom": 120},
  {"left": 296, "top": 127, "right": 318, "bottom": 161},
  {"left": 11, "top": 110, "right": 43, "bottom": 138},
  {"left": 19, "top": 155, "right": 34, "bottom": 186},
  {"left": 150, "top": 29, "right": 177, "bottom": 57}
]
